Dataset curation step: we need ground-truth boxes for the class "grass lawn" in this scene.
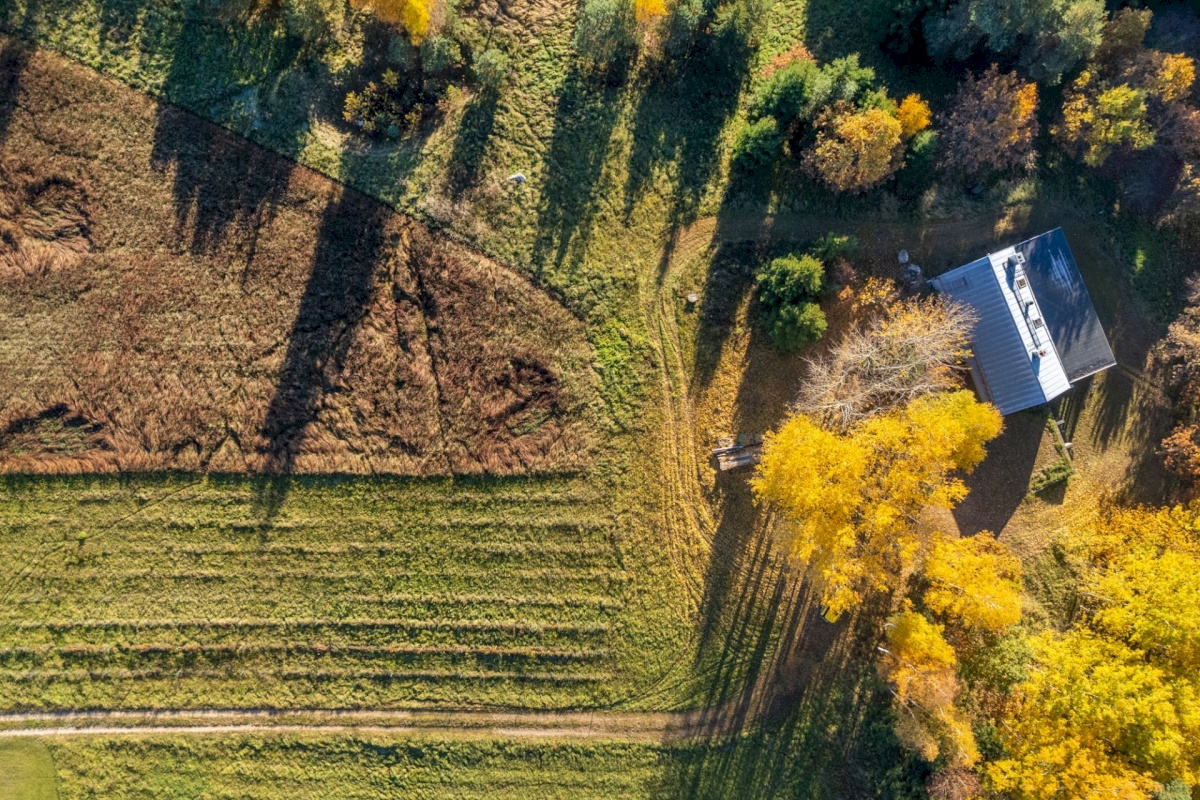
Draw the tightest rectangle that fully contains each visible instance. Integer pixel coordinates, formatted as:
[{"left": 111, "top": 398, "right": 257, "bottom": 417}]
[
  {"left": 0, "top": 740, "right": 58, "bottom": 800},
  {"left": 44, "top": 735, "right": 689, "bottom": 800}
]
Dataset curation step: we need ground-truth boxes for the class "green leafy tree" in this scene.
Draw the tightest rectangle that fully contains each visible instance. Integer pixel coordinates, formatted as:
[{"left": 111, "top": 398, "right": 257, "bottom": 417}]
[
  {"left": 756, "top": 254, "right": 826, "bottom": 349},
  {"left": 732, "top": 117, "right": 782, "bottom": 174},
  {"left": 750, "top": 59, "right": 832, "bottom": 127},
  {"left": 473, "top": 47, "right": 509, "bottom": 90},
  {"left": 924, "top": 0, "right": 1105, "bottom": 84}
]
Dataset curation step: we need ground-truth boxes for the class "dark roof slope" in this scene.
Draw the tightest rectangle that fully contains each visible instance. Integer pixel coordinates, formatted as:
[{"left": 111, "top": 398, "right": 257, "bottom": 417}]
[{"left": 1015, "top": 228, "right": 1116, "bottom": 382}]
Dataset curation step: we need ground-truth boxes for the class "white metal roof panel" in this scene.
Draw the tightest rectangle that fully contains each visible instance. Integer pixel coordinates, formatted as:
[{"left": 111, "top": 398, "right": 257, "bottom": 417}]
[
  {"left": 986, "top": 247, "right": 1072, "bottom": 404},
  {"left": 932, "top": 258, "right": 1050, "bottom": 415}
]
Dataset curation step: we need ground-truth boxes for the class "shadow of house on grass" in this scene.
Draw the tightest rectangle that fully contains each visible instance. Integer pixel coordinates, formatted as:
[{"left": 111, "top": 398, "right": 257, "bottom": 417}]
[{"left": 952, "top": 409, "right": 1044, "bottom": 536}]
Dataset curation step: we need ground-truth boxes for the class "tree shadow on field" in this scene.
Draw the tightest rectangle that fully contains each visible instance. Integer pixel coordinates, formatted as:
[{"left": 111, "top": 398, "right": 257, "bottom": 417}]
[
  {"left": 656, "top": 478, "right": 926, "bottom": 798},
  {"left": 531, "top": 56, "right": 630, "bottom": 278},
  {"left": 447, "top": 86, "right": 499, "bottom": 199},
  {"left": 623, "top": 16, "right": 755, "bottom": 284},
  {"left": 255, "top": 185, "right": 394, "bottom": 517},
  {"left": 0, "top": 38, "right": 29, "bottom": 144},
  {"left": 149, "top": 12, "right": 300, "bottom": 262}
]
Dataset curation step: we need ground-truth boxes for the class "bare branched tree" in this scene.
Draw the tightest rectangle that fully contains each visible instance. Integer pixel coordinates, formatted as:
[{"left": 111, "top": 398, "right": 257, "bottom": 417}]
[{"left": 796, "top": 296, "right": 977, "bottom": 432}]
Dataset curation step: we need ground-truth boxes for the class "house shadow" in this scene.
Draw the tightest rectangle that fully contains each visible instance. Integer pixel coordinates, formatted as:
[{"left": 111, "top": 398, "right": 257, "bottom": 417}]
[{"left": 952, "top": 409, "right": 1044, "bottom": 536}]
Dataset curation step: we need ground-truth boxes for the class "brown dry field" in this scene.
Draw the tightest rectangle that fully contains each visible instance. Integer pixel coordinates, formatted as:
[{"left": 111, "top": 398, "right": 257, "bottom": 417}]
[{"left": 0, "top": 43, "right": 596, "bottom": 475}]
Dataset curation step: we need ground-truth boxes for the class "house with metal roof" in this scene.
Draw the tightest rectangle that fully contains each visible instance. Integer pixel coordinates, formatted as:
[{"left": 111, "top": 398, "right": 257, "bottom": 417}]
[{"left": 929, "top": 229, "right": 1116, "bottom": 415}]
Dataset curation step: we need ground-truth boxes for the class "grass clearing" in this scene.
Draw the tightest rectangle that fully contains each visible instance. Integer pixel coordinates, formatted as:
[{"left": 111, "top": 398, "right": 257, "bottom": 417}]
[
  {"left": 45, "top": 734, "right": 688, "bottom": 800},
  {"left": 0, "top": 739, "right": 57, "bottom": 800}
]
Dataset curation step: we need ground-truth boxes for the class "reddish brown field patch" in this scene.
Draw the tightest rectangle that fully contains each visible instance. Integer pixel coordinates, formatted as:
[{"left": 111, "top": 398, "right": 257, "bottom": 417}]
[{"left": 0, "top": 45, "right": 595, "bottom": 475}]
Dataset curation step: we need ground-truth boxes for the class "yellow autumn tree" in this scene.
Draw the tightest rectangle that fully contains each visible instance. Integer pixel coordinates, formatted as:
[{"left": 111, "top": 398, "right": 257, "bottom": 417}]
[
  {"left": 923, "top": 533, "right": 1022, "bottom": 633},
  {"left": 896, "top": 94, "right": 932, "bottom": 139},
  {"left": 988, "top": 632, "right": 1196, "bottom": 800},
  {"left": 752, "top": 390, "right": 1003, "bottom": 616},
  {"left": 1055, "top": 71, "right": 1155, "bottom": 166},
  {"left": 350, "top": 0, "right": 431, "bottom": 42},
  {"left": 806, "top": 105, "right": 904, "bottom": 192},
  {"left": 990, "top": 506, "right": 1200, "bottom": 799},
  {"left": 1151, "top": 53, "right": 1197, "bottom": 104},
  {"left": 634, "top": 0, "right": 665, "bottom": 23},
  {"left": 879, "top": 610, "right": 979, "bottom": 767}
]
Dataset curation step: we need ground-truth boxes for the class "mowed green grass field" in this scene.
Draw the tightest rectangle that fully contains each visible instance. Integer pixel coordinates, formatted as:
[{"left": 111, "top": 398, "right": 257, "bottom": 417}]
[
  {"left": 0, "top": 474, "right": 695, "bottom": 711},
  {"left": 0, "top": 740, "right": 58, "bottom": 800}
]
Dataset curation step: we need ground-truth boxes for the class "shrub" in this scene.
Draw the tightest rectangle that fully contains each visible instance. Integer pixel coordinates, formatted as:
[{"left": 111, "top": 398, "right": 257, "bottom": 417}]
[
  {"left": 765, "top": 301, "right": 828, "bottom": 350},
  {"left": 896, "top": 93, "right": 932, "bottom": 137},
  {"left": 809, "top": 232, "right": 859, "bottom": 262},
  {"left": 757, "top": 254, "right": 827, "bottom": 350},
  {"left": 344, "top": 69, "right": 425, "bottom": 134},
  {"left": 421, "top": 34, "right": 464, "bottom": 74},
  {"left": 1030, "top": 455, "right": 1073, "bottom": 493},
  {"left": 473, "top": 47, "right": 509, "bottom": 90},
  {"left": 732, "top": 117, "right": 782, "bottom": 173}
]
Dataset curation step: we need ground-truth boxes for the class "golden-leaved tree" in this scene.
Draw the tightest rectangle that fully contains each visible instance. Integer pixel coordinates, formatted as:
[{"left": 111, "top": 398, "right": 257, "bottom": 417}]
[
  {"left": 879, "top": 610, "right": 980, "bottom": 768},
  {"left": 350, "top": 0, "right": 431, "bottom": 42},
  {"left": 806, "top": 105, "right": 904, "bottom": 192},
  {"left": 633, "top": 0, "right": 666, "bottom": 24},
  {"left": 752, "top": 390, "right": 1003, "bottom": 616},
  {"left": 989, "top": 505, "right": 1200, "bottom": 799},
  {"left": 923, "top": 533, "right": 1023, "bottom": 633},
  {"left": 896, "top": 94, "right": 932, "bottom": 139},
  {"left": 1056, "top": 73, "right": 1156, "bottom": 166}
]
